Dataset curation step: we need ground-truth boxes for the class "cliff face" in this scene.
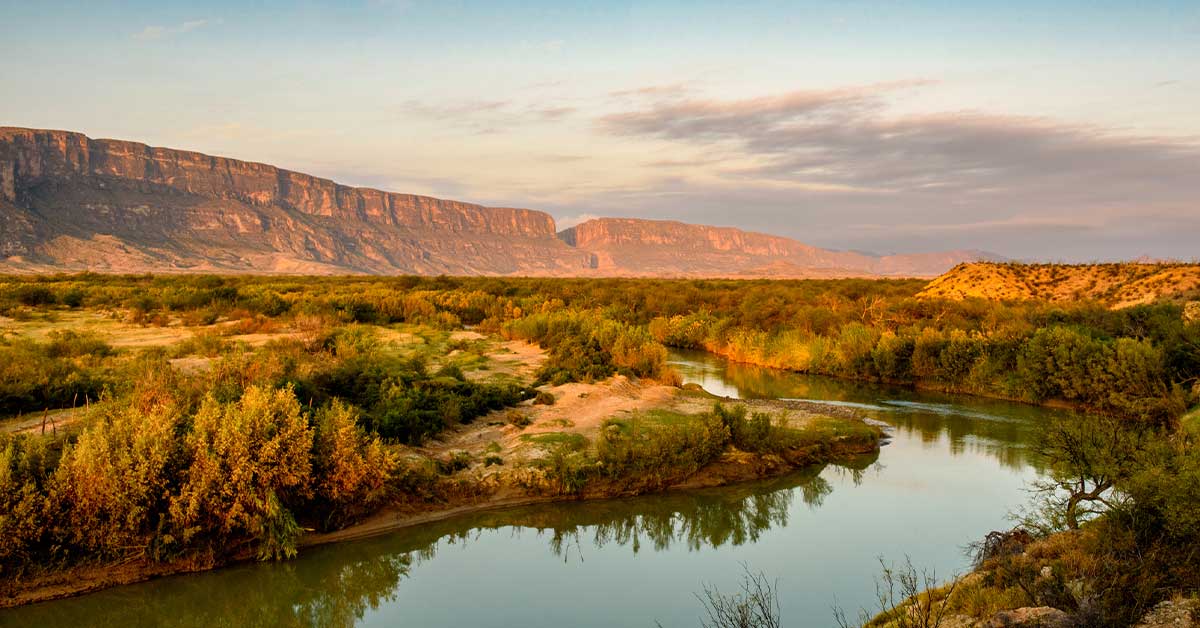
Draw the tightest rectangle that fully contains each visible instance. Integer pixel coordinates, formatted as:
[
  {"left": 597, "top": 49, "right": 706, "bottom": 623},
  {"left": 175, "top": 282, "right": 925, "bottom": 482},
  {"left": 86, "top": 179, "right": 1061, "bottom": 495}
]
[
  {"left": 0, "top": 127, "right": 554, "bottom": 237},
  {"left": 0, "top": 127, "right": 586, "bottom": 274},
  {"left": 0, "top": 127, "right": 992, "bottom": 277},
  {"left": 559, "top": 218, "right": 991, "bottom": 278}
]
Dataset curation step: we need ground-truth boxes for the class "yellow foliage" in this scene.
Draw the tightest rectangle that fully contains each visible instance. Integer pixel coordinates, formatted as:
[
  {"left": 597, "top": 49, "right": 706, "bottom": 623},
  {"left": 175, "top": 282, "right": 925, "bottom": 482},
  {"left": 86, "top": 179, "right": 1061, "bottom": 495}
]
[{"left": 170, "top": 385, "right": 312, "bottom": 557}]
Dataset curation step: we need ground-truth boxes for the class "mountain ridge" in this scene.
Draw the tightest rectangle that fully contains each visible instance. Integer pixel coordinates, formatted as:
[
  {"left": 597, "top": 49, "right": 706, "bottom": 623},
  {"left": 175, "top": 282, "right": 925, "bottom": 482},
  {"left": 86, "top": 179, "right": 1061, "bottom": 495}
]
[{"left": 0, "top": 127, "right": 996, "bottom": 277}]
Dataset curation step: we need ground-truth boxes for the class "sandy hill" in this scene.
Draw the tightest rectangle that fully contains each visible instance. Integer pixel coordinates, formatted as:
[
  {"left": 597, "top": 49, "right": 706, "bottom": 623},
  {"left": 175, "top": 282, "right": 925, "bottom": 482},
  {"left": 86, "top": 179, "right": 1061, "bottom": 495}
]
[{"left": 920, "top": 262, "right": 1200, "bottom": 308}]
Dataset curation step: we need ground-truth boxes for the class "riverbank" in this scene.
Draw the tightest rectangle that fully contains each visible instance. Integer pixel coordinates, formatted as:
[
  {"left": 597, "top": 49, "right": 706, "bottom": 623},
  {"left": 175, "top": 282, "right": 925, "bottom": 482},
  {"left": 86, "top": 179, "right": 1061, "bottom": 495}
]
[
  {"left": 0, "top": 375, "right": 882, "bottom": 609},
  {"left": 680, "top": 343, "right": 1097, "bottom": 416}
]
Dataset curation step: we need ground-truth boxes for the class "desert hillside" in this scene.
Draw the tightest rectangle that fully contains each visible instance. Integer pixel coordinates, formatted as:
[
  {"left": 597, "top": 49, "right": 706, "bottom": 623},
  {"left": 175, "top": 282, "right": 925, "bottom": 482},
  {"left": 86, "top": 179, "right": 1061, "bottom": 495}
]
[{"left": 920, "top": 262, "right": 1200, "bottom": 307}]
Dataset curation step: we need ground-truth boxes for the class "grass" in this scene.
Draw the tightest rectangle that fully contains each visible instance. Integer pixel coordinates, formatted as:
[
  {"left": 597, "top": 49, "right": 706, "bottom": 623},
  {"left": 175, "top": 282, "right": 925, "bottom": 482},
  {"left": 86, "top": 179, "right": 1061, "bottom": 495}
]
[
  {"left": 521, "top": 431, "right": 589, "bottom": 452},
  {"left": 785, "top": 416, "right": 881, "bottom": 449},
  {"left": 1182, "top": 406, "right": 1200, "bottom": 439}
]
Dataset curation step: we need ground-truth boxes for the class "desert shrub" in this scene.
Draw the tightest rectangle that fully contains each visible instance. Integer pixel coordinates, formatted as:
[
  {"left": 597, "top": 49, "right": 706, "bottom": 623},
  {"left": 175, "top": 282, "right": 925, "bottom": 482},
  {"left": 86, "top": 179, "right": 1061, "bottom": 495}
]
[
  {"left": 0, "top": 433, "right": 59, "bottom": 577},
  {"left": 309, "top": 401, "right": 395, "bottom": 529},
  {"left": 872, "top": 332, "right": 915, "bottom": 383},
  {"left": 11, "top": 284, "right": 56, "bottom": 306},
  {"left": 43, "top": 330, "right": 114, "bottom": 359},
  {"left": 536, "top": 334, "right": 615, "bottom": 385},
  {"left": 436, "top": 451, "right": 472, "bottom": 475},
  {"left": 0, "top": 338, "right": 115, "bottom": 416},
  {"left": 60, "top": 287, "right": 85, "bottom": 308},
  {"left": 835, "top": 323, "right": 879, "bottom": 375},
  {"left": 596, "top": 413, "right": 729, "bottom": 488},
  {"left": 171, "top": 332, "right": 230, "bottom": 358},
  {"left": 939, "top": 331, "right": 984, "bottom": 385},
  {"left": 533, "top": 390, "right": 556, "bottom": 405},
  {"left": 714, "top": 404, "right": 773, "bottom": 452},
  {"left": 170, "top": 385, "right": 313, "bottom": 561},
  {"left": 51, "top": 399, "right": 183, "bottom": 560},
  {"left": 911, "top": 329, "right": 947, "bottom": 379}
]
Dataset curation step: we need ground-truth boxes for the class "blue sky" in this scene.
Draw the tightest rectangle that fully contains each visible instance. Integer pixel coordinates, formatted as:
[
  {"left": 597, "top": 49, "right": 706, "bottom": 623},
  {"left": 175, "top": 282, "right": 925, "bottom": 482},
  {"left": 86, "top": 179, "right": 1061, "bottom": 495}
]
[{"left": 2, "top": 1, "right": 1198, "bottom": 260}]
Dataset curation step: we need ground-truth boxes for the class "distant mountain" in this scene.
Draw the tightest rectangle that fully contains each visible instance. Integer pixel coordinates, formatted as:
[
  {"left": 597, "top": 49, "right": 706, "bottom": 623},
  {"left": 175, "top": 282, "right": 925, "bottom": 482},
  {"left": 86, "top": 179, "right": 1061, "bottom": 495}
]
[
  {"left": 558, "top": 218, "right": 1000, "bottom": 278},
  {"left": 920, "top": 262, "right": 1200, "bottom": 307},
  {"left": 0, "top": 127, "right": 996, "bottom": 277}
]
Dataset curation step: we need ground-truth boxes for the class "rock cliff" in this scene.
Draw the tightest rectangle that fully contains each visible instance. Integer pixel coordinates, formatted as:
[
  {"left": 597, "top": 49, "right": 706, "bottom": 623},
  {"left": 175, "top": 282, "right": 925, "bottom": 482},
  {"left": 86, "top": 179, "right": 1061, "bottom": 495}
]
[
  {"left": 0, "top": 127, "right": 994, "bottom": 277},
  {"left": 559, "top": 218, "right": 994, "bottom": 278},
  {"left": 0, "top": 127, "right": 587, "bottom": 274}
]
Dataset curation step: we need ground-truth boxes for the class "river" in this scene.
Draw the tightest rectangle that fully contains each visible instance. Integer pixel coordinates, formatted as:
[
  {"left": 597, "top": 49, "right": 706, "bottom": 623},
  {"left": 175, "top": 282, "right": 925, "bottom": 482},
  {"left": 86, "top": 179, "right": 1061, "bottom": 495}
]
[{"left": 0, "top": 349, "right": 1067, "bottom": 628}]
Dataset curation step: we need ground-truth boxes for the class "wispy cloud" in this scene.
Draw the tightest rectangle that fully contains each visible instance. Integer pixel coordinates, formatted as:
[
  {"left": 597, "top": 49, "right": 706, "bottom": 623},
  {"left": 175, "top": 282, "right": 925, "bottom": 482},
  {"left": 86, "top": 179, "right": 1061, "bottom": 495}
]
[
  {"left": 610, "top": 83, "right": 698, "bottom": 100},
  {"left": 132, "top": 19, "right": 215, "bottom": 41},
  {"left": 586, "top": 82, "right": 1200, "bottom": 259},
  {"left": 399, "top": 99, "right": 577, "bottom": 133}
]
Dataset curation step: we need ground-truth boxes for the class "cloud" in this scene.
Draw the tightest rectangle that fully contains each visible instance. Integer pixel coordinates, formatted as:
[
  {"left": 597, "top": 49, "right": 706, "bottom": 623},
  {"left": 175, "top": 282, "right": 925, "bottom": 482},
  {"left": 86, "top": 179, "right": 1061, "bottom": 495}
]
[
  {"left": 402, "top": 100, "right": 511, "bottom": 119},
  {"left": 399, "top": 99, "right": 577, "bottom": 133},
  {"left": 133, "top": 19, "right": 214, "bottom": 41},
  {"left": 609, "top": 83, "right": 698, "bottom": 100},
  {"left": 589, "top": 82, "right": 1200, "bottom": 260}
]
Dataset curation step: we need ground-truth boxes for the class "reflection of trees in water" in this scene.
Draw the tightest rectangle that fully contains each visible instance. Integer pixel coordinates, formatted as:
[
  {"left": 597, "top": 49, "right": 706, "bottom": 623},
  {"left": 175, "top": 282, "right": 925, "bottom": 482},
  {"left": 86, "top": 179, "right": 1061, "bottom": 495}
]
[
  {"left": 530, "top": 466, "right": 835, "bottom": 557},
  {"left": 676, "top": 351, "right": 1050, "bottom": 472},
  {"left": 6, "top": 461, "right": 866, "bottom": 628},
  {"left": 6, "top": 543, "right": 417, "bottom": 628}
]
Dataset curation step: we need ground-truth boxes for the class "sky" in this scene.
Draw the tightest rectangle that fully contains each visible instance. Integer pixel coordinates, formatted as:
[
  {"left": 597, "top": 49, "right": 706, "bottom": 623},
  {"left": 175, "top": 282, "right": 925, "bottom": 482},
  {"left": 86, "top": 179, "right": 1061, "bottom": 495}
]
[{"left": 2, "top": 0, "right": 1198, "bottom": 261}]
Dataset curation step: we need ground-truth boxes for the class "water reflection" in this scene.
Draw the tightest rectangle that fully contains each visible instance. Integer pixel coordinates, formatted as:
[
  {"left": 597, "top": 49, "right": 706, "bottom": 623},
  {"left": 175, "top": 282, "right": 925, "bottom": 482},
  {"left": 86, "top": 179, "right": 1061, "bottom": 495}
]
[
  {"left": 2, "top": 462, "right": 866, "bottom": 628},
  {"left": 668, "top": 349, "right": 1056, "bottom": 471},
  {"left": 3, "top": 350, "right": 1054, "bottom": 628}
]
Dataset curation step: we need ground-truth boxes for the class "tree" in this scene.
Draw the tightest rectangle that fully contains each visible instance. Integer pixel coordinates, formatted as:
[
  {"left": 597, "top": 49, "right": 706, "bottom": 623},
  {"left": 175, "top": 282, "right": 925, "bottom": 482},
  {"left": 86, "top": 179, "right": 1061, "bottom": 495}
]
[{"left": 1028, "top": 414, "right": 1145, "bottom": 532}]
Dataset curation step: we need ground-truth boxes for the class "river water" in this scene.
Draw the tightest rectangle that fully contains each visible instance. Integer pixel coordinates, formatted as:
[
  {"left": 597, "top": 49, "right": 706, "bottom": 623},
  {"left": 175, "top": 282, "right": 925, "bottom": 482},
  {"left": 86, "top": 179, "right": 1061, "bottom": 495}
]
[{"left": 1, "top": 350, "right": 1066, "bottom": 628}]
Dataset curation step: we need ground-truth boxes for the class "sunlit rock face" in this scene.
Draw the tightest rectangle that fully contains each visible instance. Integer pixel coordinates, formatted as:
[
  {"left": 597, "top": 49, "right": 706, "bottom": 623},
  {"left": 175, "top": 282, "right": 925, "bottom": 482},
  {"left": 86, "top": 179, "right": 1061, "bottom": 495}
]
[
  {"left": 559, "top": 218, "right": 994, "bottom": 278},
  {"left": 0, "top": 127, "right": 991, "bottom": 277},
  {"left": 0, "top": 127, "right": 588, "bottom": 274}
]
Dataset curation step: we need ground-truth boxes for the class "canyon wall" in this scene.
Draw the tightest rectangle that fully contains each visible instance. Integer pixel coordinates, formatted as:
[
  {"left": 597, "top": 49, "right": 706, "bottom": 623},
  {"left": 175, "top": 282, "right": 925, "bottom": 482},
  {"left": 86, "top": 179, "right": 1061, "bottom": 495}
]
[
  {"left": 0, "top": 127, "right": 992, "bottom": 277},
  {"left": 559, "top": 218, "right": 993, "bottom": 277}
]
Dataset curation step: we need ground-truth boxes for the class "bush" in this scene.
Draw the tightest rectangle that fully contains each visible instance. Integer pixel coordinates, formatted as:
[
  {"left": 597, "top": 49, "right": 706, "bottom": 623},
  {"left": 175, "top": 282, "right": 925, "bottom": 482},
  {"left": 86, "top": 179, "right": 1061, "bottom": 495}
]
[
  {"left": 536, "top": 334, "right": 614, "bottom": 385},
  {"left": 310, "top": 401, "right": 394, "bottom": 529},
  {"left": 51, "top": 399, "right": 183, "bottom": 561},
  {"left": 170, "top": 385, "right": 313, "bottom": 560},
  {"left": 596, "top": 412, "right": 729, "bottom": 488},
  {"left": 715, "top": 404, "right": 773, "bottom": 452}
]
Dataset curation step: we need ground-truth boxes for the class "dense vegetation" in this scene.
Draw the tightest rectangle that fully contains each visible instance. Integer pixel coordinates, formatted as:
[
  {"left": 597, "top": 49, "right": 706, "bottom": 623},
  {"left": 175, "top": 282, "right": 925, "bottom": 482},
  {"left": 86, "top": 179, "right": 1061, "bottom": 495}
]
[
  {"left": 0, "top": 272, "right": 1197, "bottom": 623},
  {"left": 0, "top": 319, "right": 543, "bottom": 579},
  {"left": 2, "top": 273, "right": 1195, "bottom": 425}
]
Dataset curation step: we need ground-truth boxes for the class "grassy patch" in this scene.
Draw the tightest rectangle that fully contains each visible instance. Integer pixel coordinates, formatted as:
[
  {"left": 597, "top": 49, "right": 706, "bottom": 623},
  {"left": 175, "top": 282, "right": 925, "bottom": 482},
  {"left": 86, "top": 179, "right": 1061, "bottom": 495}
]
[
  {"left": 521, "top": 431, "right": 589, "bottom": 452},
  {"left": 1182, "top": 406, "right": 1200, "bottom": 439}
]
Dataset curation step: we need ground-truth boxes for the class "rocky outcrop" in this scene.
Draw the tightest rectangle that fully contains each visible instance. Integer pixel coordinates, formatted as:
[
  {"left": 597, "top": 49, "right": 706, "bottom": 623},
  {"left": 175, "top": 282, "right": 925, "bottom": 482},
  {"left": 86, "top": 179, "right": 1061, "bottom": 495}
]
[
  {"left": 1135, "top": 598, "right": 1199, "bottom": 628},
  {"left": 980, "top": 607, "right": 1070, "bottom": 627},
  {"left": 559, "top": 217, "right": 994, "bottom": 278}
]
